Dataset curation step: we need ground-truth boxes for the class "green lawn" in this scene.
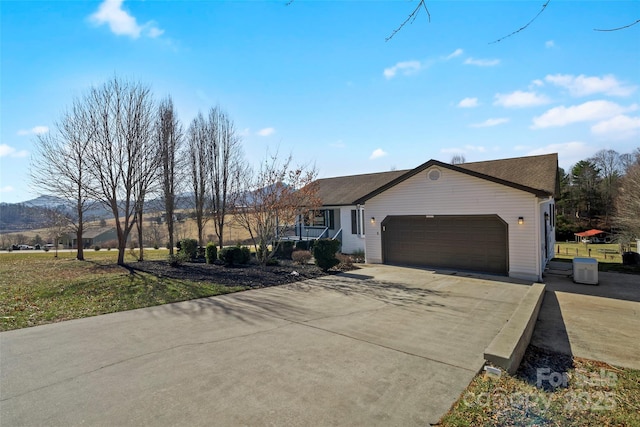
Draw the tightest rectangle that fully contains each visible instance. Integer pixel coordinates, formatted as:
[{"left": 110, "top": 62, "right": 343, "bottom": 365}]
[
  {"left": 0, "top": 250, "right": 245, "bottom": 331},
  {"left": 552, "top": 242, "right": 640, "bottom": 273},
  {"left": 553, "top": 242, "right": 625, "bottom": 263}
]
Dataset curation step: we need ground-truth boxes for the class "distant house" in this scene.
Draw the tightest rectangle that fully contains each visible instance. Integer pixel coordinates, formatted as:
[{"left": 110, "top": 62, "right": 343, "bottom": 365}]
[
  {"left": 300, "top": 153, "right": 559, "bottom": 282},
  {"left": 63, "top": 227, "right": 118, "bottom": 248}
]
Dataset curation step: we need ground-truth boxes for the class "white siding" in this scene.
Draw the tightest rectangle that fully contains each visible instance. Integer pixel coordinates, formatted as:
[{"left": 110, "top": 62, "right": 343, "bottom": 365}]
[
  {"left": 338, "top": 206, "right": 366, "bottom": 254},
  {"left": 364, "top": 167, "right": 544, "bottom": 281}
]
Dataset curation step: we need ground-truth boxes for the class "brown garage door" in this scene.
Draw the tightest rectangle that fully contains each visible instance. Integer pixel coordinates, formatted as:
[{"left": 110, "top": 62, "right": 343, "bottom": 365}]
[{"left": 381, "top": 215, "right": 508, "bottom": 275}]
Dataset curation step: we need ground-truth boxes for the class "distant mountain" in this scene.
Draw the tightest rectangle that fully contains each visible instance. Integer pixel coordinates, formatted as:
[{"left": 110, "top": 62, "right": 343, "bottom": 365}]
[
  {"left": 22, "top": 195, "right": 70, "bottom": 209},
  {"left": 0, "top": 193, "right": 196, "bottom": 233}
]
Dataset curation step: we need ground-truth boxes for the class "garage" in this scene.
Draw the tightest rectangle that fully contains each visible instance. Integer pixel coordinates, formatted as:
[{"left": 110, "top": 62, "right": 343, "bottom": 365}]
[{"left": 381, "top": 215, "right": 508, "bottom": 275}]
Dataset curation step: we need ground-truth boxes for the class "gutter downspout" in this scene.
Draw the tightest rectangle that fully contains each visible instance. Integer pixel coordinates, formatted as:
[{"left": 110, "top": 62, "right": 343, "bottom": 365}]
[{"left": 536, "top": 196, "right": 553, "bottom": 282}]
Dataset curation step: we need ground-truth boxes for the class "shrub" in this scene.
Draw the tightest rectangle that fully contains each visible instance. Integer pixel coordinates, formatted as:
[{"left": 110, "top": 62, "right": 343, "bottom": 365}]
[
  {"left": 94, "top": 245, "right": 101, "bottom": 251},
  {"left": 219, "top": 247, "right": 245, "bottom": 266},
  {"left": 241, "top": 246, "right": 251, "bottom": 264},
  {"left": 153, "top": 243, "right": 159, "bottom": 250},
  {"left": 103, "top": 239, "right": 118, "bottom": 249},
  {"left": 313, "top": 239, "right": 341, "bottom": 272},
  {"left": 351, "top": 249, "right": 365, "bottom": 263},
  {"left": 168, "top": 252, "right": 189, "bottom": 266},
  {"left": 205, "top": 242, "right": 217, "bottom": 264},
  {"left": 336, "top": 253, "right": 353, "bottom": 270},
  {"left": 292, "top": 250, "right": 312, "bottom": 265},
  {"left": 178, "top": 238, "right": 198, "bottom": 261},
  {"left": 295, "top": 240, "right": 314, "bottom": 251},
  {"left": 265, "top": 258, "right": 280, "bottom": 266},
  {"left": 274, "top": 241, "right": 295, "bottom": 259}
]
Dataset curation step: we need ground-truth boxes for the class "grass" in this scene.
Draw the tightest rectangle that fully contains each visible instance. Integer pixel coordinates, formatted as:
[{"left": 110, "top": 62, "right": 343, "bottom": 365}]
[
  {"left": 0, "top": 250, "right": 245, "bottom": 331},
  {"left": 439, "top": 349, "right": 640, "bottom": 427},
  {"left": 552, "top": 242, "right": 640, "bottom": 274},
  {"left": 553, "top": 242, "right": 624, "bottom": 263}
]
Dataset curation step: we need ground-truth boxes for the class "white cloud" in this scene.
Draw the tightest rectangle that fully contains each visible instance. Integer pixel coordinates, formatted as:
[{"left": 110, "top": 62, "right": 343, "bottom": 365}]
[
  {"left": 90, "top": 0, "right": 163, "bottom": 39},
  {"left": 0, "top": 144, "right": 29, "bottom": 158},
  {"left": 383, "top": 60, "right": 422, "bottom": 79},
  {"left": 0, "top": 185, "right": 14, "bottom": 193},
  {"left": 526, "top": 141, "right": 595, "bottom": 168},
  {"left": 531, "top": 79, "right": 544, "bottom": 87},
  {"left": 545, "top": 40, "right": 555, "bottom": 48},
  {"left": 470, "top": 118, "right": 509, "bottom": 128},
  {"left": 256, "top": 127, "right": 275, "bottom": 137},
  {"left": 458, "top": 97, "right": 479, "bottom": 108},
  {"left": 494, "top": 91, "right": 550, "bottom": 108},
  {"left": 147, "top": 26, "right": 165, "bottom": 38},
  {"left": 532, "top": 100, "right": 638, "bottom": 129},
  {"left": 545, "top": 73, "right": 636, "bottom": 97},
  {"left": 17, "top": 125, "right": 49, "bottom": 136},
  {"left": 591, "top": 115, "right": 640, "bottom": 139},
  {"left": 238, "top": 128, "right": 250, "bottom": 137},
  {"left": 330, "top": 140, "right": 346, "bottom": 148},
  {"left": 369, "top": 148, "right": 388, "bottom": 160},
  {"left": 464, "top": 57, "right": 500, "bottom": 67},
  {"left": 446, "top": 48, "right": 463, "bottom": 60}
]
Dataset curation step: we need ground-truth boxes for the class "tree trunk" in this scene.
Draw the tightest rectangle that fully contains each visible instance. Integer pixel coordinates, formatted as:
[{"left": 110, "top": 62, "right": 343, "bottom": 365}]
[
  {"left": 218, "top": 222, "right": 224, "bottom": 249},
  {"left": 116, "top": 227, "right": 126, "bottom": 265},
  {"left": 137, "top": 216, "right": 144, "bottom": 261},
  {"left": 76, "top": 225, "right": 84, "bottom": 261},
  {"left": 167, "top": 216, "right": 174, "bottom": 255}
]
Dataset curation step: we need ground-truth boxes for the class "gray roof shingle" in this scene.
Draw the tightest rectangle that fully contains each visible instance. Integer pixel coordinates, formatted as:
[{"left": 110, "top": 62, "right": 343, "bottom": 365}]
[
  {"left": 315, "top": 170, "right": 408, "bottom": 206},
  {"left": 315, "top": 153, "right": 559, "bottom": 206}
]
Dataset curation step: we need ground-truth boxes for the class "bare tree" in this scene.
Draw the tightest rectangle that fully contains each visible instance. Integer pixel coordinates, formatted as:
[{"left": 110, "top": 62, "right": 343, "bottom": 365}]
[
  {"left": 450, "top": 154, "right": 466, "bottom": 165},
  {"left": 590, "top": 149, "right": 623, "bottom": 227},
  {"left": 84, "top": 77, "right": 157, "bottom": 265},
  {"left": 615, "top": 163, "right": 640, "bottom": 240},
  {"left": 236, "top": 151, "right": 319, "bottom": 265},
  {"left": 157, "top": 97, "right": 183, "bottom": 254},
  {"left": 187, "top": 113, "right": 209, "bottom": 247},
  {"left": 205, "top": 106, "right": 245, "bottom": 249},
  {"left": 133, "top": 131, "right": 161, "bottom": 262},
  {"left": 44, "top": 208, "right": 71, "bottom": 258},
  {"left": 31, "top": 99, "right": 95, "bottom": 261},
  {"left": 620, "top": 148, "right": 640, "bottom": 173}
]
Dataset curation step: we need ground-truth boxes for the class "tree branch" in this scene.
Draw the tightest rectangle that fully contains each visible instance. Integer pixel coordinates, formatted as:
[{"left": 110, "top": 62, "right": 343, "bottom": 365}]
[
  {"left": 386, "top": 0, "right": 430, "bottom": 42},
  {"left": 490, "top": 0, "right": 551, "bottom": 44},
  {"left": 594, "top": 18, "right": 640, "bottom": 32}
]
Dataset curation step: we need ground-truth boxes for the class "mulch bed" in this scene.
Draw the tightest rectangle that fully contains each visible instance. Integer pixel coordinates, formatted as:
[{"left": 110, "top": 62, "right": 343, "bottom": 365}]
[{"left": 129, "top": 260, "right": 329, "bottom": 289}]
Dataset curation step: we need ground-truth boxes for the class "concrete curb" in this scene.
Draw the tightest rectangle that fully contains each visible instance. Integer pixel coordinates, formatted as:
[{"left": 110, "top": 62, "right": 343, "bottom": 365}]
[{"left": 483, "top": 283, "right": 546, "bottom": 374}]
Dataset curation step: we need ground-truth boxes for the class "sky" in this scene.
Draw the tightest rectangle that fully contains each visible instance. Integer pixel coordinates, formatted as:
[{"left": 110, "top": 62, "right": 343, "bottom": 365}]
[{"left": 1, "top": 0, "right": 639, "bottom": 204}]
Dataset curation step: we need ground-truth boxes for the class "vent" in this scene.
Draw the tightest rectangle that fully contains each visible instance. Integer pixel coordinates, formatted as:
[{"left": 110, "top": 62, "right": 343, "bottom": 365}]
[{"left": 428, "top": 169, "right": 441, "bottom": 181}]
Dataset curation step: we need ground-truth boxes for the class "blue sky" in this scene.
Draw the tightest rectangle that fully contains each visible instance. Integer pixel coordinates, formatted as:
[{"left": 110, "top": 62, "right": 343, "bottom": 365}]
[{"left": 1, "top": 0, "right": 639, "bottom": 204}]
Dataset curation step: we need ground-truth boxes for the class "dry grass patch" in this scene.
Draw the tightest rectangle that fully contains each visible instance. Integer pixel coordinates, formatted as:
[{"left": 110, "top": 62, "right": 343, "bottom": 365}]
[{"left": 439, "top": 345, "right": 640, "bottom": 427}]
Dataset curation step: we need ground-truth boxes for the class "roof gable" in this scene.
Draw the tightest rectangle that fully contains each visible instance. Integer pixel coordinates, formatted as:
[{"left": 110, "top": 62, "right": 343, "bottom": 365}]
[{"left": 353, "top": 153, "right": 559, "bottom": 204}]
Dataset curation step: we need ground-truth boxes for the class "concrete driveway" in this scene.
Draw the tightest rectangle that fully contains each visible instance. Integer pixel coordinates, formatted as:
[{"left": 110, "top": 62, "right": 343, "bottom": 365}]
[
  {"left": 1, "top": 265, "right": 532, "bottom": 426},
  {"left": 533, "top": 261, "right": 640, "bottom": 370}
]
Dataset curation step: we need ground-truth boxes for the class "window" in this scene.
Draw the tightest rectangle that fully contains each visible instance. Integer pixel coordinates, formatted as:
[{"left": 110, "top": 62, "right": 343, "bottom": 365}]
[
  {"left": 351, "top": 210, "right": 357, "bottom": 234},
  {"left": 351, "top": 208, "right": 365, "bottom": 236},
  {"left": 305, "top": 209, "right": 334, "bottom": 229}
]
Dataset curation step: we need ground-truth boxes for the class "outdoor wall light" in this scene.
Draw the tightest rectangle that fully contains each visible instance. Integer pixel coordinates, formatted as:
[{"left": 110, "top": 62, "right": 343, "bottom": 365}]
[
  {"left": 518, "top": 217, "right": 524, "bottom": 225},
  {"left": 370, "top": 217, "right": 375, "bottom": 224}
]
